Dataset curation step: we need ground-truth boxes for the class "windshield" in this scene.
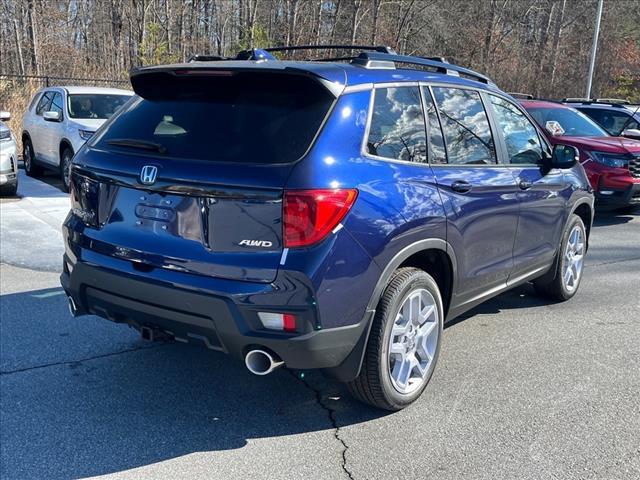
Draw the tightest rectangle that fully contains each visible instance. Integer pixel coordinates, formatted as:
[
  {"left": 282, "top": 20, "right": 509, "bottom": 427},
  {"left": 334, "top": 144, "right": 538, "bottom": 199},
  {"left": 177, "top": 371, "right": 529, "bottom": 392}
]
[
  {"left": 94, "top": 73, "right": 334, "bottom": 164},
  {"left": 527, "top": 107, "right": 607, "bottom": 137},
  {"left": 68, "top": 94, "right": 131, "bottom": 120}
]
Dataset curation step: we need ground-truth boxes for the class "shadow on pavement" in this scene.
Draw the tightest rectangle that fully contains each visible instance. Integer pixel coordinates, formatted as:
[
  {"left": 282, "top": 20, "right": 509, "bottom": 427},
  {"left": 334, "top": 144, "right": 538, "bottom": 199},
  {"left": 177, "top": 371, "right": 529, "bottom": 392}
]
[
  {"left": 592, "top": 206, "right": 638, "bottom": 227},
  {"left": 444, "top": 283, "right": 550, "bottom": 329},
  {"left": 14, "top": 167, "right": 67, "bottom": 198},
  {"left": 0, "top": 287, "right": 382, "bottom": 479}
]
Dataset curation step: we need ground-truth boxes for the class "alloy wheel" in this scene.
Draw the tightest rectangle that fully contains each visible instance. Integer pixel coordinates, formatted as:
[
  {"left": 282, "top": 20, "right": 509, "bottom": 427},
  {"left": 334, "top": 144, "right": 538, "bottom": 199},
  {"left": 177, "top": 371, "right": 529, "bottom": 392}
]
[
  {"left": 62, "top": 151, "right": 72, "bottom": 189},
  {"left": 388, "top": 288, "right": 439, "bottom": 394},
  {"left": 24, "top": 144, "right": 32, "bottom": 171},
  {"left": 563, "top": 225, "right": 585, "bottom": 293}
]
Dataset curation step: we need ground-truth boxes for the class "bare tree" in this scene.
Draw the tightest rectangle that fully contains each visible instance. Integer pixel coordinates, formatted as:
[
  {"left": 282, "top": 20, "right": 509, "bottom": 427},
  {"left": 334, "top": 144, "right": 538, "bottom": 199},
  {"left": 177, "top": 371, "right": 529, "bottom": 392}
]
[{"left": 0, "top": 0, "right": 638, "bottom": 100}]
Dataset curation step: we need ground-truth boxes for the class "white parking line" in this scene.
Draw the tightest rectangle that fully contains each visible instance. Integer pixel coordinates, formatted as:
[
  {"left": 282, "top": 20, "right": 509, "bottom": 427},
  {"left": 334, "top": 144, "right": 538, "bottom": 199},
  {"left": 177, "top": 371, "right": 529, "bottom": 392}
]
[{"left": 31, "top": 289, "right": 65, "bottom": 298}]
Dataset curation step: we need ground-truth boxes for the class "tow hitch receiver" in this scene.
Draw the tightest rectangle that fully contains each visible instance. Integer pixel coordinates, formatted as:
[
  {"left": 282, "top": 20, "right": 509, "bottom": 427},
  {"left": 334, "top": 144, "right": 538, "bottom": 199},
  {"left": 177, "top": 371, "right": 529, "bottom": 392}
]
[{"left": 140, "top": 325, "right": 172, "bottom": 342}]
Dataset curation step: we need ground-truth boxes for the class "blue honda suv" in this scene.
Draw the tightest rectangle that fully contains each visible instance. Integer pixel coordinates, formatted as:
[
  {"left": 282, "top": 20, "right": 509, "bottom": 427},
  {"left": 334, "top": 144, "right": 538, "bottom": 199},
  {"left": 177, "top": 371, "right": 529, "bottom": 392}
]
[{"left": 61, "top": 46, "right": 594, "bottom": 410}]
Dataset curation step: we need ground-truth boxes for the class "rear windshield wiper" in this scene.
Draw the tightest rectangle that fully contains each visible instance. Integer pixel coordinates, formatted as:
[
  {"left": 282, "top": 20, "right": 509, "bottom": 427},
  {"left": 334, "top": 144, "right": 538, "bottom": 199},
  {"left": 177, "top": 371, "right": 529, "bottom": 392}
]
[{"left": 106, "top": 138, "right": 167, "bottom": 154}]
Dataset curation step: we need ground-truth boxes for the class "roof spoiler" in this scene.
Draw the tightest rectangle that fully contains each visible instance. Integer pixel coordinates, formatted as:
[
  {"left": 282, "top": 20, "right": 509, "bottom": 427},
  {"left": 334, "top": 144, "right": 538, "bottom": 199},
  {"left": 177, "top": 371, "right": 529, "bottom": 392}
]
[{"left": 129, "top": 65, "right": 345, "bottom": 99}]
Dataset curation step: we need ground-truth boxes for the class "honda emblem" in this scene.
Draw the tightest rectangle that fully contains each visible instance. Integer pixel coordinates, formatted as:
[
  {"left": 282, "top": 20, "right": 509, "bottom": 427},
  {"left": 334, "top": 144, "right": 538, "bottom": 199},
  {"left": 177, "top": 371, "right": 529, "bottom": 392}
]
[{"left": 140, "top": 165, "right": 158, "bottom": 185}]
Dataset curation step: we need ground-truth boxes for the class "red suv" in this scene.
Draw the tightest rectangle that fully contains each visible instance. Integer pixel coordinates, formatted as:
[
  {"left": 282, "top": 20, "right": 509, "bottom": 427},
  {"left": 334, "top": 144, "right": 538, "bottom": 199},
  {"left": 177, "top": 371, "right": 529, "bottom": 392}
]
[{"left": 520, "top": 100, "right": 640, "bottom": 209}]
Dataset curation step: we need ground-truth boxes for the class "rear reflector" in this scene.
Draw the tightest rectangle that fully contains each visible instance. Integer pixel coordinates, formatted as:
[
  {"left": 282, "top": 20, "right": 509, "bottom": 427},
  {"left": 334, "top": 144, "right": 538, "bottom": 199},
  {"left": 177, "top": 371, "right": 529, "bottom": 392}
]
[
  {"left": 283, "top": 189, "right": 358, "bottom": 248},
  {"left": 258, "top": 312, "right": 297, "bottom": 332}
]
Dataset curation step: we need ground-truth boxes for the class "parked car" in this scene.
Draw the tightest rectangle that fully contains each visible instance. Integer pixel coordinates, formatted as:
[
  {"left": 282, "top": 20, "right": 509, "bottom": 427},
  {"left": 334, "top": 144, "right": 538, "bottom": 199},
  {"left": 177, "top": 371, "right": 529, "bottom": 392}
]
[
  {"left": 563, "top": 99, "right": 640, "bottom": 141},
  {"left": 22, "top": 86, "right": 133, "bottom": 191},
  {"left": 61, "top": 47, "right": 594, "bottom": 410},
  {"left": 0, "top": 111, "right": 19, "bottom": 196},
  {"left": 520, "top": 99, "right": 640, "bottom": 209}
]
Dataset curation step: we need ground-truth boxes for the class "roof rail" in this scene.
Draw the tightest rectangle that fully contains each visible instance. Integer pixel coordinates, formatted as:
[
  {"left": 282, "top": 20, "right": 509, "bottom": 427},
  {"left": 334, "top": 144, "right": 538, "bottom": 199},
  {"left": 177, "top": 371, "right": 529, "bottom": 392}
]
[
  {"left": 596, "top": 98, "right": 630, "bottom": 104},
  {"left": 562, "top": 97, "right": 630, "bottom": 108},
  {"left": 187, "top": 46, "right": 492, "bottom": 85},
  {"left": 263, "top": 45, "right": 396, "bottom": 55},
  {"left": 352, "top": 52, "right": 493, "bottom": 85},
  {"left": 234, "top": 44, "right": 396, "bottom": 61},
  {"left": 508, "top": 92, "right": 534, "bottom": 99}
]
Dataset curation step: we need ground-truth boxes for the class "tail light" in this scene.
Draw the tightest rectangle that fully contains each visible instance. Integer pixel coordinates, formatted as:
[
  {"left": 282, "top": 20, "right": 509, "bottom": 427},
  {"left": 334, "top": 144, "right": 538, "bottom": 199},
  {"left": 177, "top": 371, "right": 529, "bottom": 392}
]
[
  {"left": 283, "top": 189, "right": 358, "bottom": 248},
  {"left": 70, "top": 173, "right": 100, "bottom": 227}
]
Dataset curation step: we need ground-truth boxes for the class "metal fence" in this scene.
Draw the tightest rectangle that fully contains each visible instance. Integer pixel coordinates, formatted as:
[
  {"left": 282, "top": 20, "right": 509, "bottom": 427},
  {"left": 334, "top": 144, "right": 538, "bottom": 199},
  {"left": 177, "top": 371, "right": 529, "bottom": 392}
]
[
  {"left": 0, "top": 73, "right": 131, "bottom": 153},
  {"left": 0, "top": 73, "right": 129, "bottom": 89}
]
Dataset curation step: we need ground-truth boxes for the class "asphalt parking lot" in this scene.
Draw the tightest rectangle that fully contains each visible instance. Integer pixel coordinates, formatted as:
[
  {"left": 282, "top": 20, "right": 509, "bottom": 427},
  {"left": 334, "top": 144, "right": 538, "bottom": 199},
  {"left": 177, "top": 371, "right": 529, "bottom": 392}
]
[{"left": 1, "top": 171, "right": 639, "bottom": 480}]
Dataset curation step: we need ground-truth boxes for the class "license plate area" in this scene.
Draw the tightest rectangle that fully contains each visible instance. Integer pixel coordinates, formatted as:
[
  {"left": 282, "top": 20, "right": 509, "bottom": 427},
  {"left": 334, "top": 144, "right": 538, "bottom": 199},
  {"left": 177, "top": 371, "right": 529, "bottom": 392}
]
[{"left": 135, "top": 203, "right": 177, "bottom": 222}]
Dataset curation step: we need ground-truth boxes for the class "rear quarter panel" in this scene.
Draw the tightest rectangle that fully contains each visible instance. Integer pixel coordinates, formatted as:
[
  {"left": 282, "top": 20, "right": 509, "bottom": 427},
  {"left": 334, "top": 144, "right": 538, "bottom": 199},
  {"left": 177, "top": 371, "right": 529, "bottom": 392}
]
[{"left": 286, "top": 90, "right": 447, "bottom": 327}]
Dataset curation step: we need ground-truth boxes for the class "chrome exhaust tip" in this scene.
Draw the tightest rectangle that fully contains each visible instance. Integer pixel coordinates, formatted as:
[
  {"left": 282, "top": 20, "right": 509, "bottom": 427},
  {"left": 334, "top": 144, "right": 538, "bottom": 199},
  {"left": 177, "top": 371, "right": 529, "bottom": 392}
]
[
  {"left": 245, "top": 349, "right": 284, "bottom": 376},
  {"left": 67, "top": 296, "right": 78, "bottom": 317}
]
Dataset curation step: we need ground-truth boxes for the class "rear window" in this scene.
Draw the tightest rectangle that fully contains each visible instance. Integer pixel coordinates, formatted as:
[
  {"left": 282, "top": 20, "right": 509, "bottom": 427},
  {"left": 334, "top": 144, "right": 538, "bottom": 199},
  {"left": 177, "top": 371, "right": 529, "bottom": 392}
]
[{"left": 94, "top": 73, "right": 334, "bottom": 164}]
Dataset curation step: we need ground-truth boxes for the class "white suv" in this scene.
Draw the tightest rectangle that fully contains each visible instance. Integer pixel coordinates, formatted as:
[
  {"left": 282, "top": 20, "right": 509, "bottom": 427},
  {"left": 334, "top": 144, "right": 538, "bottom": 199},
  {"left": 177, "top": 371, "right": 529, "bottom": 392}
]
[
  {"left": 22, "top": 86, "right": 133, "bottom": 191},
  {"left": 0, "top": 111, "right": 19, "bottom": 196}
]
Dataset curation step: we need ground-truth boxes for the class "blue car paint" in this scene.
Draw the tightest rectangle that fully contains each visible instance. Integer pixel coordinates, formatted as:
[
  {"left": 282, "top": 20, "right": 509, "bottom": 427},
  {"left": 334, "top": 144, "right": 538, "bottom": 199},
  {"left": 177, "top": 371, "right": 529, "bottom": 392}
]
[{"left": 61, "top": 59, "right": 594, "bottom": 381}]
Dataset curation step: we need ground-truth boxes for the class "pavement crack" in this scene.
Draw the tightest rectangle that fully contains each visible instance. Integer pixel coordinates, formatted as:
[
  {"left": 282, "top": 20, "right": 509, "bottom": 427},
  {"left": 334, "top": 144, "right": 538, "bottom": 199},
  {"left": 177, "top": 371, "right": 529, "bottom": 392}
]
[
  {"left": 0, "top": 343, "right": 166, "bottom": 375},
  {"left": 588, "top": 256, "right": 640, "bottom": 268},
  {"left": 290, "top": 371, "right": 355, "bottom": 480}
]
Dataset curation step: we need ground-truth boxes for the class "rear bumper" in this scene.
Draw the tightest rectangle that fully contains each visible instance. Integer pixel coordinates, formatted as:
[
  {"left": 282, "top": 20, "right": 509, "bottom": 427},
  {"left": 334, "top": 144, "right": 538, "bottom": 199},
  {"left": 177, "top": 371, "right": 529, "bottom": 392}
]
[{"left": 60, "top": 255, "right": 370, "bottom": 376}]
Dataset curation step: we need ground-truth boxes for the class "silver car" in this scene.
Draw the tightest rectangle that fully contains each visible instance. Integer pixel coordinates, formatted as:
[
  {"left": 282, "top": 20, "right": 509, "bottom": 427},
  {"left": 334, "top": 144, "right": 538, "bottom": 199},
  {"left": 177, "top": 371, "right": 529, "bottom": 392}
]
[
  {"left": 0, "top": 111, "right": 19, "bottom": 196},
  {"left": 22, "top": 86, "right": 133, "bottom": 192}
]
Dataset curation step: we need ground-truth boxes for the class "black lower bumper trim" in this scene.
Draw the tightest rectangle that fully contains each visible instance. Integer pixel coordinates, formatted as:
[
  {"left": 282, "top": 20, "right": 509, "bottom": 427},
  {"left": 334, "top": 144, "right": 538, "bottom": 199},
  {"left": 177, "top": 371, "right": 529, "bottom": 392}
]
[
  {"left": 60, "top": 260, "right": 369, "bottom": 377},
  {"left": 596, "top": 182, "right": 640, "bottom": 207}
]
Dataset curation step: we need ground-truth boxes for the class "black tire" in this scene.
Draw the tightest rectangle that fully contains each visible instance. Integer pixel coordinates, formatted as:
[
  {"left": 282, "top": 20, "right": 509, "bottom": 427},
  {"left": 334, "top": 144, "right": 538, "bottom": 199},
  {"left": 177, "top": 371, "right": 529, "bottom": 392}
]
[
  {"left": 23, "top": 138, "right": 43, "bottom": 177},
  {"left": 533, "top": 214, "right": 586, "bottom": 301},
  {"left": 60, "top": 147, "right": 74, "bottom": 193},
  {"left": 347, "top": 267, "right": 444, "bottom": 411}
]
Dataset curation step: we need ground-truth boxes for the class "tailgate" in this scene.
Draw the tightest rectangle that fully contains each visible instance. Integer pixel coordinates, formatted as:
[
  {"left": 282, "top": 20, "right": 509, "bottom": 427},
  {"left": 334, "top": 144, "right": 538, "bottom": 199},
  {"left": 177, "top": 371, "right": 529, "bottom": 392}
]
[
  {"left": 71, "top": 165, "right": 285, "bottom": 283},
  {"left": 70, "top": 68, "right": 337, "bottom": 283}
]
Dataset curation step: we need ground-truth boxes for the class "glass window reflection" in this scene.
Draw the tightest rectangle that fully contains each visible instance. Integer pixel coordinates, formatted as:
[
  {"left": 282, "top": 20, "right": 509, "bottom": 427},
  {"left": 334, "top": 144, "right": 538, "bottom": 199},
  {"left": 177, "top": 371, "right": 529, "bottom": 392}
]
[
  {"left": 366, "top": 87, "right": 427, "bottom": 163},
  {"left": 422, "top": 88, "right": 447, "bottom": 164},
  {"left": 490, "top": 96, "right": 543, "bottom": 165},
  {"left": 432, "top": 87, "right": 496, "bottom": 165}
]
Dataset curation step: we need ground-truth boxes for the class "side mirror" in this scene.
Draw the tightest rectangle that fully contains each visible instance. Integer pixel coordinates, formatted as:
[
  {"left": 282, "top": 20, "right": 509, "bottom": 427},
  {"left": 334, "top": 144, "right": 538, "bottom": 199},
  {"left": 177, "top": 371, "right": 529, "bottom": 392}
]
[
  {"left": 550, "top": 144, "right": 579, "bottom": 169},
  {"left": 43, "top": 111, "right": 61, "bottom": 122},
  {"left": 621, "top": 128, "right": 640, "bottom": 141},
  {"left": 0, "top": 111, "right": 10, "bottom": 121}
]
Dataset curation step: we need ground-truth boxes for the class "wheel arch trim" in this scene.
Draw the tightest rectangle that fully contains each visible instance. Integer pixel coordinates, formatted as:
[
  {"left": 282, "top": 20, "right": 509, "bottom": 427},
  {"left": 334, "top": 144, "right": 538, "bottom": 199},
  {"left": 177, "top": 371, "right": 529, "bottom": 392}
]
[
  {"left": 569, "top": 197, "right": 594, "bottom": 244},
  {"left": 59, "top": 139, "right": 74, "bottom": 158},
  {"left": 365, "top": 238, "right": 457, "bottom": 312},
  {"left": 325, "top": 238, "right": 456, "bottom": 382}
]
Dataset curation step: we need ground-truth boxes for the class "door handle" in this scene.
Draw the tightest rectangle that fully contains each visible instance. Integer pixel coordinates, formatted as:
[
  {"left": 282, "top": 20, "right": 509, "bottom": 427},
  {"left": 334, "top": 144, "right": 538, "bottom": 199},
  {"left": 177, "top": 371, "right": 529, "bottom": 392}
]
[
  {"left": 518, "top": 179, "right": 533, "bottom": 190},
  {"left": 450, "top": 180, "right": 472, "bottom": 193}
]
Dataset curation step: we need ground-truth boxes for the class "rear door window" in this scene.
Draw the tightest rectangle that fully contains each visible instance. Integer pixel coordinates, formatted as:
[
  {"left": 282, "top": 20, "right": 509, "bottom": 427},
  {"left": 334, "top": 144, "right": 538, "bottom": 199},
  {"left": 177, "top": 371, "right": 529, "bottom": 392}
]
[
  {"left": 489, "top": 96, "right": 543, "bottom": 165},
  {"left": 366, "top": 87, "right": 427, "bottom": 163},
  {"left": 432, "top": 87, "right": 497, "bottom": 165},
  {"left": 94, "top": 73, "right": 334, "bottom": 164}
]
